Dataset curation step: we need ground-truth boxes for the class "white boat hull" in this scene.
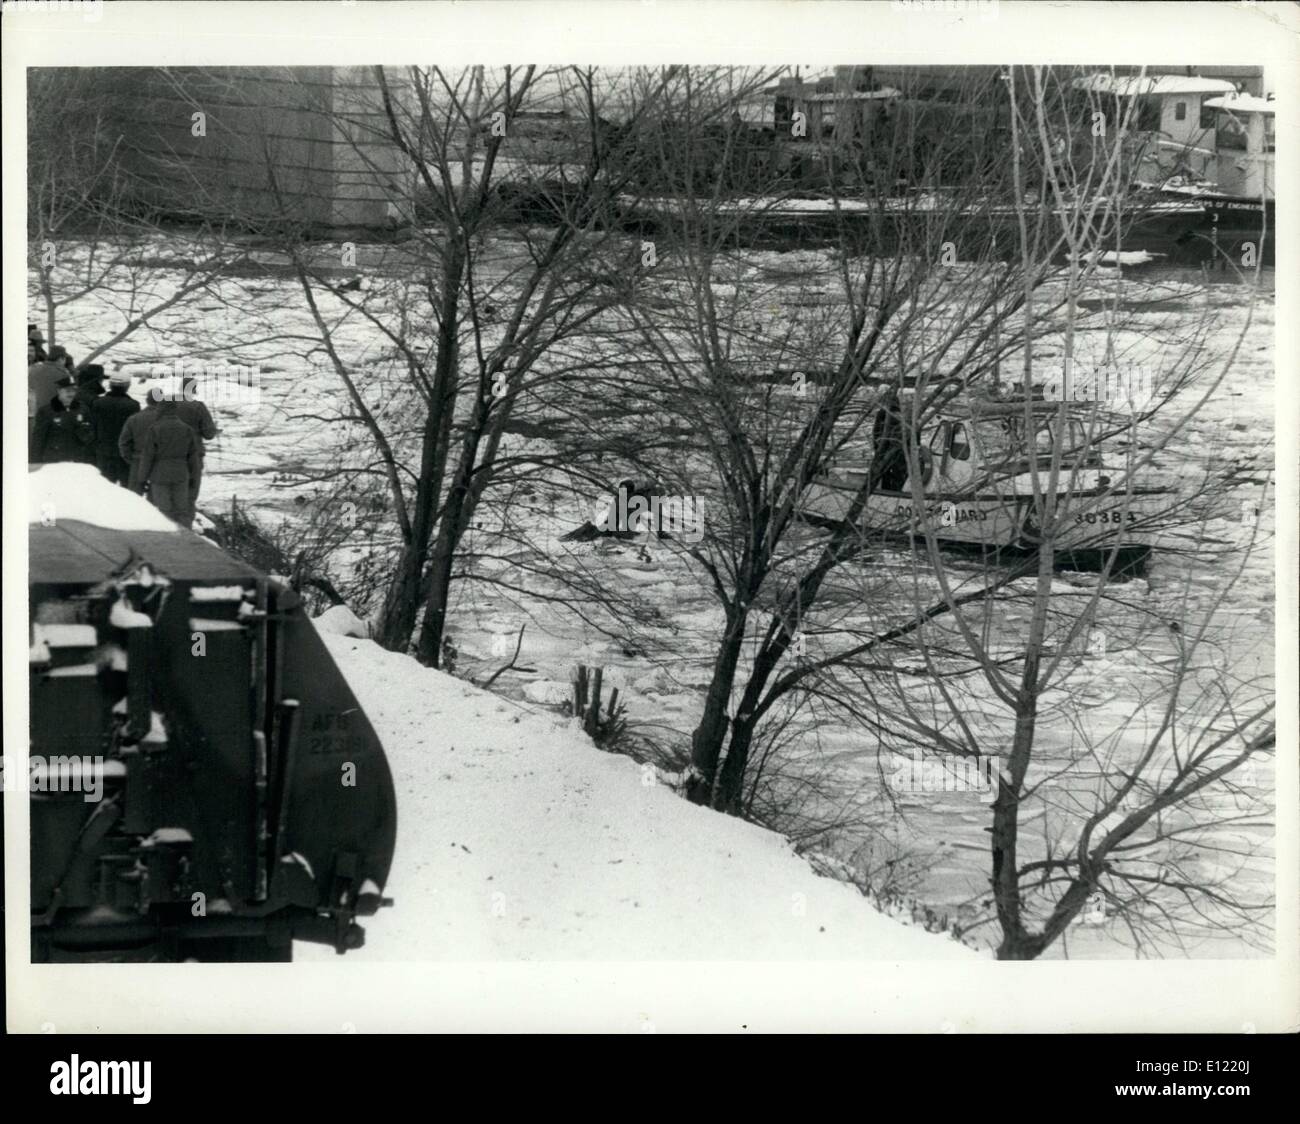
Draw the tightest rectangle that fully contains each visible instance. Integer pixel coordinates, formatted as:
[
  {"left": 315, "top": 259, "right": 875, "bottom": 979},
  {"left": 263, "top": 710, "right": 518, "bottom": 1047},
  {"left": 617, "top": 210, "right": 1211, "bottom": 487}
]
[{"left": 803, "top": 474, "right": 1177, "bottom": 554}]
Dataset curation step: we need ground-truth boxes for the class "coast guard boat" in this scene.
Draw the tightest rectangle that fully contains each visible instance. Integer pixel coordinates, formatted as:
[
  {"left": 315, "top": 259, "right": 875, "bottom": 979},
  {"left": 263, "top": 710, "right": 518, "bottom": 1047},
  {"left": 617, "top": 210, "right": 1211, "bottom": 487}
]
[{"left": 801, "top": 391, "right": 1179, "bottom": 570}]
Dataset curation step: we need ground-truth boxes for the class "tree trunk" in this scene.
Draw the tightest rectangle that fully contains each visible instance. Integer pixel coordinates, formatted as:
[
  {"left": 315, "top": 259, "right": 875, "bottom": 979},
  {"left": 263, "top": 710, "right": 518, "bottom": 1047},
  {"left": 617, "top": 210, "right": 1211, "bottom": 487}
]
[
  {"left": 991, "top": 692, "right": 1040, "bottom": 958},
  {"left": 714, "top": 714, "right": 757, "bottom": 814},
  {"left": 375, "top": 245, "right": 465, "bottom": 653},
  {"left": 416, "top": 513, "right": 460, "bottom": 667},
  {"left": 376, "top": 544, "right": 427, "bottom": 651},
  {"left": 44, "top": 276, "right": 57, "bottom": 348},
  {"left": 415, "top": 387, "right": 488, "bottom": 666},
  {"left": 684, "top": 605, "right": 748, "bottom": 805}
]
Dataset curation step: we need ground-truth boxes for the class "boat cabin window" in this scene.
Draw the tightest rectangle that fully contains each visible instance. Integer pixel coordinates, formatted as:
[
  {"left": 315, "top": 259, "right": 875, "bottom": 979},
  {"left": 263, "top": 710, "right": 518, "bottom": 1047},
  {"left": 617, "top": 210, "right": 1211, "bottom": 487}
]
[
  {"left": 928, "top": 423, "right": 949, "bottom": 456},
  {"left": 1174, "top": 100, "right": 1187, "bottom": 122},
  {"left": 975, "top": 417, "right": 1024, "bottom": 463},
  {"left": 948, "top": 422, "right": 971, "bottom": 461},
  {"left": 974, "top": 413, "right": 1092, "bottom": 464},
  {"left": 1033, "top": 415, "right": 1092, "bottom": 459},
  {"left": 928, "top": 421, "right": 973, "bottom": 463}
]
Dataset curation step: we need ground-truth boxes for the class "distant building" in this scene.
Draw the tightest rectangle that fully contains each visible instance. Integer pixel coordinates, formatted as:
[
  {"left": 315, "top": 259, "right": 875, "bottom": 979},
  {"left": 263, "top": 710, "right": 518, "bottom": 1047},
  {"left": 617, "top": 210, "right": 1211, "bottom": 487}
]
[
  {"left": 89, "top": 66, "right": 410, "bottom": 233},
  {"left": 771, "top": 67, "right": 901, "bottom": 145}
]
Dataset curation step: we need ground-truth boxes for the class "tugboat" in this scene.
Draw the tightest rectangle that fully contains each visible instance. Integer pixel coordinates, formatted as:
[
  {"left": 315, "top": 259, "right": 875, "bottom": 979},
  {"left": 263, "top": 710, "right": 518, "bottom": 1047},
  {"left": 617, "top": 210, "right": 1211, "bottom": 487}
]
[
  {"left": 1158, "top": 92, "right": 1276, "bottom": 267},
  {"left": 800, "top": 388, "right": 1179, "bottom": 571}
]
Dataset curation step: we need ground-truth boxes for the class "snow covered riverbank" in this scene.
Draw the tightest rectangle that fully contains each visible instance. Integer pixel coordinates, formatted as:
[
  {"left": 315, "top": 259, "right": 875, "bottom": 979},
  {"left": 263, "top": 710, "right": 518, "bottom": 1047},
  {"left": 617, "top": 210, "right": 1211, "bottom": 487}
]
[{"left": 297, "top": 632, "right": 976, "bottom": 961}]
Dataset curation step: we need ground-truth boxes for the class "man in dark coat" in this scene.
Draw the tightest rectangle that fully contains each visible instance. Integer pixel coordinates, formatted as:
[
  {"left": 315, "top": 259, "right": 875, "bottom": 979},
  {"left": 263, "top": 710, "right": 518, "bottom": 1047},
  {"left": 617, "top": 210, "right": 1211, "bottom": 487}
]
[
  {"left": 75, "top": 364, "right": 107, "bottom": 409},
  {"left": 118, "top": 391, "right": 164, "bottom": 493},
  {"left": 30, "top": 377, "right": 96, "bottom": 465},
  {"left": 175, "top": 374, "right": 219, "bottom": 514},
  {"left": 176, "top": 375, "right": 219, "bottom": 441},
  {"left": 136, "top": 399, "right": 202, "bottom": 527},
  {"left": 90, "top": 373, "right": 142, "bottom": 486},
  {"left": 28, "top": 352, "right": 68, "bottom": 440},
  {"left": 28, "top": 325, "right": 47, "bottom": 362}
]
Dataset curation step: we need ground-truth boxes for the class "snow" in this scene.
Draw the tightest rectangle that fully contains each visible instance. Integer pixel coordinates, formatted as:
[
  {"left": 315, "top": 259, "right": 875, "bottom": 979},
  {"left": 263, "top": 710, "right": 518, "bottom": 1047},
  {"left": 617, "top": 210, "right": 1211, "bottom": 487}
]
[
  {"left": 1073, "top": 74, "right": 1236, "bottom": 98},
  {"left": 32, "top": 623, "right": 97, "bottom": 648},
  {"left": 45, "top": 664, "right": 99, "bottom": 678},
  {"left": 109, "top": 599, "right": 153, "bottom": 629},
  {"left": 189, "top": 618, "right": 246, "bottom": 631},
  {"left": 141, "top": 828, "right": 194, "bottom": 847},
  {"left": 282, "top": 851, "right": 315, "bottom": 879},
  {"left": 141, "top": 711, "right": 167, "bottom": 745},
  {"left": 1097, "top": 250, "right": 1159, "bottom": 266},
  {"left": 312, "top": 604, "right": 372, "bottom": 638},
  {"left": 297, "top": 634, "right": 976, "bottom": 961},
  {"left": 1203, "top": 93, "right": 1276, "bottom": 115},
  {"left": 28, "top": 463, "right": 180, "bottom": 532}
]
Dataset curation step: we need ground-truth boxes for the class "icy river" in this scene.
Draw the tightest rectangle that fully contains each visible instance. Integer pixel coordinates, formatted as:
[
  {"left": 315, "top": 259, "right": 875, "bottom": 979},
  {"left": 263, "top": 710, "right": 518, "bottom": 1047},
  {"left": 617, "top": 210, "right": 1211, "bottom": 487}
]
[{"left": 43, "top": 236, "right": 1276, "bottom": 958}]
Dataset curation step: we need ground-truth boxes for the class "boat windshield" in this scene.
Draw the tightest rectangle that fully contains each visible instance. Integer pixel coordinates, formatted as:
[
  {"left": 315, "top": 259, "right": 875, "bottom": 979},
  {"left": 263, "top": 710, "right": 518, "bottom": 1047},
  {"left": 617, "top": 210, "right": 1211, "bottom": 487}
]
[{"left": 974, "top": 413, "right": 1094, "bottom": 466}]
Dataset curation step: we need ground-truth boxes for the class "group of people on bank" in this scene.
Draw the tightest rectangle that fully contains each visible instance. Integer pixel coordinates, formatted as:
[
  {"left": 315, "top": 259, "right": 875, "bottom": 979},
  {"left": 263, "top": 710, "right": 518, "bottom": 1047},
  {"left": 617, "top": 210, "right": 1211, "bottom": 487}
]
[{"left": 28, "top": 323, "right": 218, "bottom": 528}]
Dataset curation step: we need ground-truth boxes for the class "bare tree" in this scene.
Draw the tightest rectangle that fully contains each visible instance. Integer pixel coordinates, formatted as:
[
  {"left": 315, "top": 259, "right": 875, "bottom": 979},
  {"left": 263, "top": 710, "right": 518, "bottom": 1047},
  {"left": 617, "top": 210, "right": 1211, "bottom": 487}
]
[
  {"left": 832, "top": 66, "right": 1275, "bottom": 959},
  {"left": 619, "top": 66, "right": 1111, "bottom": 811},
  {"left": 197, "top": 65, "right": 783, "bottom": 668},
  {"left": 27, "top": 68, "right": 245, "bottom": 364}
]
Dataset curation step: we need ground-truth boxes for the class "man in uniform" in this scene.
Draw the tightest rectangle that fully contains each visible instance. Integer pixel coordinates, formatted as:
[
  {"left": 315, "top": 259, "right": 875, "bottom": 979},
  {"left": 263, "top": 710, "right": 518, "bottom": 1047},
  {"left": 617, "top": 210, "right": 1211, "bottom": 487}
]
[{"left": 30, "top": 376, "right": 95, "bottom": 464}]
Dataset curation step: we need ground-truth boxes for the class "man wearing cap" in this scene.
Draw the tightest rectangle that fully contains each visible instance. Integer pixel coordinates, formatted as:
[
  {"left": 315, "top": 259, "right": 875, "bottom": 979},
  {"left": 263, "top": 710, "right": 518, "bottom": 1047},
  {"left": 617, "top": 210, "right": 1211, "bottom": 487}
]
[
  {"left": 30, "top": 376, "right": 96, "bottom": 465},
  {"left": 75, "top": 363, "right": 107, "bottom": 410},
  {"left": 176, "top": 374, "right": 219, "bottom": 514},
  {"left": 90, "top": 372, "right": 142, "bottom": 486},
  {"left": 136, "top": 398, "right": 203, "bottom": 527}
]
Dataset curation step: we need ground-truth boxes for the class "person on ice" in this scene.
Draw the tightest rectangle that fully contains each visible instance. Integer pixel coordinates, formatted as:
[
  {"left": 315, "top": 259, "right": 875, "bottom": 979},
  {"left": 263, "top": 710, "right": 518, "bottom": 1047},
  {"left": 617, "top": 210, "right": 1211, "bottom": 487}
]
[
  {"left": 30, "top": 376, "right": 96, "bottom": 465},
  {"left": 90, "top": 371, "right": 142, "bottom": 486},
  {"left": 135, "top": 398, "right": 202, "bottom": 527},
  {"left": 870, "top": 384, "right": 910, "bottom": 492}
]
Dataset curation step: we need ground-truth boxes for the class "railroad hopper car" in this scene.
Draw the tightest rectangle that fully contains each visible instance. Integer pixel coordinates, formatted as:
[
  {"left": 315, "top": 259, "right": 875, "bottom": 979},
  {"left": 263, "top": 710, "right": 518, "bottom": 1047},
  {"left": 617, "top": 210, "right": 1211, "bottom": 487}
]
[{"left": 27, "top": 465, "right": 396, "bottom": 961}]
